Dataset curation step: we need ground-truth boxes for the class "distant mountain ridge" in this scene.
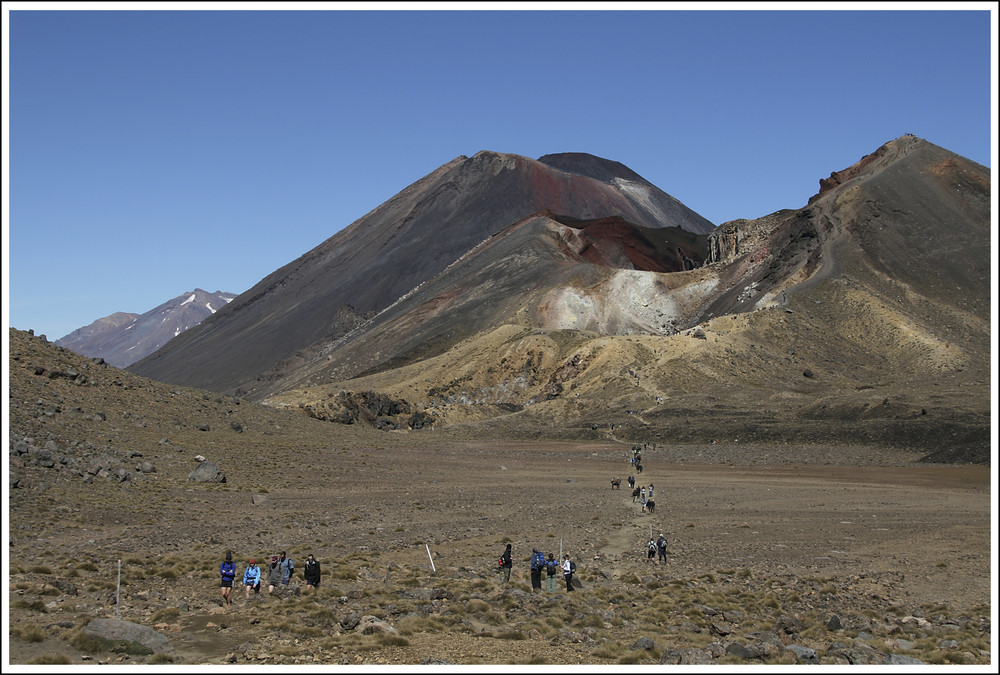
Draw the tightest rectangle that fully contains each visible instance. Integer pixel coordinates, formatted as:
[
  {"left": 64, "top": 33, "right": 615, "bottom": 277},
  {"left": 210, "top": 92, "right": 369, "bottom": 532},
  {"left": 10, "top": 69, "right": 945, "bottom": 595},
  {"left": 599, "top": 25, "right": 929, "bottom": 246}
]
[{"left": 56, "top": 289, "right": 236, "bottom": 368}]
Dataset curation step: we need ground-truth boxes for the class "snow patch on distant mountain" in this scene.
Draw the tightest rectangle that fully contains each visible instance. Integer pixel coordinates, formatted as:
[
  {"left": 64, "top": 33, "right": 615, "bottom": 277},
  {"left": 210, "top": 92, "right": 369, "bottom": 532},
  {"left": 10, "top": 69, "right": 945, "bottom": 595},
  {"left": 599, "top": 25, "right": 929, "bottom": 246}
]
[{"left": 55, "top": 289, "right": 238, "bottom": 368}]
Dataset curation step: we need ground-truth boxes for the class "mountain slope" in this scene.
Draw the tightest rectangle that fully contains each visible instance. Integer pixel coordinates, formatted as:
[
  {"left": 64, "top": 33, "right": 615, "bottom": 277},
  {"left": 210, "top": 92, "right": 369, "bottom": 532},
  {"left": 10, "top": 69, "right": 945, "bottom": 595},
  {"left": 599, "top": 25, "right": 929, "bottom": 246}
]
[
  {"left": 243, "top": 210, "right": 709, "bottom": 398},
  {"left": 129, "top": 151, "right": 714, "bottom": 392},
  {"left": 263, "top": 136, "right": 990, "bottom": 459},
  {"left": 55, "top": 289, "right": 236, "bottom": 368}
]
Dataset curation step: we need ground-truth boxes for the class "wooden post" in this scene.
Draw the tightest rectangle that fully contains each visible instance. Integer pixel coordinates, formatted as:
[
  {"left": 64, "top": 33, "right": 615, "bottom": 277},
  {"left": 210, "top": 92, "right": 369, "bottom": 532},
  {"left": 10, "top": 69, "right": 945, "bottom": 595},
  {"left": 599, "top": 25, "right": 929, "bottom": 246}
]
[
  {"left": 425, "top": 544, "right": 436, "bottom": 574},
  {"left": 116, "top": 559, "right": 121, "bottom": 620}
]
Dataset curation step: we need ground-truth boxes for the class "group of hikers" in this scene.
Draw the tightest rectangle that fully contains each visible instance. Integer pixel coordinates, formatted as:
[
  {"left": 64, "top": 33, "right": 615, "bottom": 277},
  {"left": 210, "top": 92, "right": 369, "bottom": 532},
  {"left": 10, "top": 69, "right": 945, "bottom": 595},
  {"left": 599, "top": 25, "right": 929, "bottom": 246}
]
[
  {"left": 646, "top": 533, "right": 669, "bottom": 563},
  {"left": 497, "top": 543, "right": 577, "bottom": 592},
  {"left": 218, "top": 550, "right": 322, "bottom": 606}
]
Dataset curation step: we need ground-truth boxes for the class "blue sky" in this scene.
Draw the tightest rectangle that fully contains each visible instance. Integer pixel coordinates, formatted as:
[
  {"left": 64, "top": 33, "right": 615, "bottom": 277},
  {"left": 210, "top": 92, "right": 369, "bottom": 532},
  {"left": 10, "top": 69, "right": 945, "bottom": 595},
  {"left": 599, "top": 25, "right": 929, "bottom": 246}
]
[{"left": 4, "top": 3, "right": 996, "bottom": 341}]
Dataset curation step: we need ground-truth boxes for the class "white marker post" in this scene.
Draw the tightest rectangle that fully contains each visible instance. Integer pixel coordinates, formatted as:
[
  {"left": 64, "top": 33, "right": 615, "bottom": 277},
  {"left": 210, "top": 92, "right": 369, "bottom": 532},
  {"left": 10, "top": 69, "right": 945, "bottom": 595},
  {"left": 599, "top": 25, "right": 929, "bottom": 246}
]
[
  {"left": 116, "top": 559, "right": 121, "bottom": 619},
  {"left": 425, "top": 544, "right": 436, "bottom": 575}
]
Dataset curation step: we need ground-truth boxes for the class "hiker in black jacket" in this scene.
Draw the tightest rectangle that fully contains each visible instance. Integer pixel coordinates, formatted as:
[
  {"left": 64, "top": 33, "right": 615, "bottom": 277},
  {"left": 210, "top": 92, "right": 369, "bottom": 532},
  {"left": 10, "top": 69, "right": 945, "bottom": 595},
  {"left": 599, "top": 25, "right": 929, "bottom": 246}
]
[{"left": 303, "top": 554, "right": 321, "bottom": 590}]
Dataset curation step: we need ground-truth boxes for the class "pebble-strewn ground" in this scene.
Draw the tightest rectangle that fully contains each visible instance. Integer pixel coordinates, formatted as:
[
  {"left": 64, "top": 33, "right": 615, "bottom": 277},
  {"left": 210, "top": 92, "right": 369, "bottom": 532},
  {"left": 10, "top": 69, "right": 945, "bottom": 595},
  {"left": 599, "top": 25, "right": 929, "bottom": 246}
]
[{"left": 6, "top": 328, "right": 993, "bottom": 666}]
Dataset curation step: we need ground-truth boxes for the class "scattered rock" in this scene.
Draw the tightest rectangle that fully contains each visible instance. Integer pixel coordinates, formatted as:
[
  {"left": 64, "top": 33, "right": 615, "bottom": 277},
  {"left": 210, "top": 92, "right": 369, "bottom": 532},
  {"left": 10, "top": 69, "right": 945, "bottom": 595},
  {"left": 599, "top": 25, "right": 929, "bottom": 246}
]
[{"left": 189, "top": 461, "right": 226, "bottom": 483}]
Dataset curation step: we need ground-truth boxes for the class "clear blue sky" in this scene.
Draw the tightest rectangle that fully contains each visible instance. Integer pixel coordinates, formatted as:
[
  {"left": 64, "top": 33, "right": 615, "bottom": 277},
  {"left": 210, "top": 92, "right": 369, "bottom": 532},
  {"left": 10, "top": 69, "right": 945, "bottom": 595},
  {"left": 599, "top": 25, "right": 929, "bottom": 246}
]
[{"left": 4, "top": 4, "right": 996, "bottom": 341}]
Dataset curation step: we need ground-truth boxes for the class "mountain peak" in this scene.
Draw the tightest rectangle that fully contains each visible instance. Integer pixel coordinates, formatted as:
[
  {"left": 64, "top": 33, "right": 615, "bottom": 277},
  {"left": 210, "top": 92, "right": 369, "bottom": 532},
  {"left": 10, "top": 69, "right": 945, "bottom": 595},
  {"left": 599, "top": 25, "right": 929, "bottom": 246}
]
[{"left": 537, "top": 152, "right": 646, "bottom": 184}]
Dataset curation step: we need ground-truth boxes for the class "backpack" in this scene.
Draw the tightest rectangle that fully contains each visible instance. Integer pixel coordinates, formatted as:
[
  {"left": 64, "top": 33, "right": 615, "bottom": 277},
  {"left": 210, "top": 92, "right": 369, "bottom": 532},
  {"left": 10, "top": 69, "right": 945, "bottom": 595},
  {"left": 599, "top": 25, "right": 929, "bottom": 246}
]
[
  {"left": 531, "top": 551, "right": 545, "bottom": 570},
  {"left": 498, "top": 556, "right": 505, "bottom": 567},
  {"left": 546, "top": 558, "right": 558, "bottom": 574},
  {"left": 569, "top": 560, "right": 576, "bottom": 573}
]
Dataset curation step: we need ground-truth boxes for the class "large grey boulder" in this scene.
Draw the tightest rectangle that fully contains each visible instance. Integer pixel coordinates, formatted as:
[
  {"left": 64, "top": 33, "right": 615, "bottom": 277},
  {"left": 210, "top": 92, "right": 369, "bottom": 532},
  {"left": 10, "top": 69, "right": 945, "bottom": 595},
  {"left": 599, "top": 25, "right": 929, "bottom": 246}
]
[
  {"left": 83, "top": 618, "right": 170, "bottom": 652},
  {"left": 188, "top": 460, "right": 226, "bottom": 483},
  {"left": 660, "top": 647, "right": 716, "bottom": 665}
]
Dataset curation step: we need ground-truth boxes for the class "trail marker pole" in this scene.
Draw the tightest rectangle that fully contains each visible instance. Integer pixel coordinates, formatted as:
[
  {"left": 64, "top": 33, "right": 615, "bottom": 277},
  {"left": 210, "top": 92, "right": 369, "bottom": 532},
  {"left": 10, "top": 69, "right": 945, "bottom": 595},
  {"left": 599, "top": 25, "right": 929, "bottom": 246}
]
[
  {"left": 116, "top": 559, "right": 121, "bottom": 620},
  {"left": 425, "top": 544, "right": 436, "bottom": 574}
]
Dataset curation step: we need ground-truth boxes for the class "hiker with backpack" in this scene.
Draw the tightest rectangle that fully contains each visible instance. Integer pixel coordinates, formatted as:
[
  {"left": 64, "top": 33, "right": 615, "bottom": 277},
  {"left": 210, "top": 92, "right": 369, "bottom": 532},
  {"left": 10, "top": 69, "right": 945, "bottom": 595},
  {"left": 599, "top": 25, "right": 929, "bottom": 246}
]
[
  {"left": 544, "top": 553, "right": 559, "bottom": 592},
  {"left": 279, "top": 551, "right": 294, "bottom": 586},
  {"left": 656, "top": 533, "right": 668, "bottom": 563},
  {"left": 647, "top": 538, "right": 657, "bottom": 562},
  {"left": 498, "top": 543, "right": 512, "bottom": 583},
  {"left": 242, "top": 557, "right": 261, "bottom": 599},
  {"left": 219, "top": 551, "right": 236, "bottom": 606},
  {"left": 265, "top": 555, "right": 283, "bottom": 594},
  {"left": 562, "top": 554, "right": 576, "bottom": 592},
  {"left": 529, "top": 547, "right": 546, "bottom": 592}
]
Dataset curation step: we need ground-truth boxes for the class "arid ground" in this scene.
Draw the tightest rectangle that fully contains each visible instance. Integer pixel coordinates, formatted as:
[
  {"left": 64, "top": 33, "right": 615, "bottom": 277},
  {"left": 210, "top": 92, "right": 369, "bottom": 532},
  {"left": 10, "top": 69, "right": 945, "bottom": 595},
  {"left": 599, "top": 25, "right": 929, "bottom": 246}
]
[
  {"left": 7, "top": 429, "right": 993, "bottom": 666},
  {"left": 6, "top": 327, "right": 994, "bottom": 667}
]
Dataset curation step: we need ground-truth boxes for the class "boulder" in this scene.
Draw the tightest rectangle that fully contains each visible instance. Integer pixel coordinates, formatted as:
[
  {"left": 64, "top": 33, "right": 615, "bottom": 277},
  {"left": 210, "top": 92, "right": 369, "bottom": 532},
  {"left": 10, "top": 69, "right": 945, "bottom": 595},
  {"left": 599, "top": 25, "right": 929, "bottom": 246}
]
[
  {"left": 787, "top": 644, "right": 818, "bottom": 663},
  {"left": 660, "top": 647, "right": 716, "bottom": 665},
  {"left": 630, "top": 636, "right": 656, "bottom": 651},
  {"left": 188, "top": 461, "right": 226, "bottom": 483},
  {"left": 83, "top": 618, "right": 170, "bottom": 652},
  {"left": 355, "top": 615, "right": 397, "bottom": 634}
]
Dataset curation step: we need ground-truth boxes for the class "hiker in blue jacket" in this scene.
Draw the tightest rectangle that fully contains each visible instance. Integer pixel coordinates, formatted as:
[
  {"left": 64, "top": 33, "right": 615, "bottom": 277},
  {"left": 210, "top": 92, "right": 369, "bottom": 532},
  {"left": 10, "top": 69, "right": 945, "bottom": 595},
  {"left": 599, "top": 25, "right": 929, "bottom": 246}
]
[
  {"left": 219, "top": 551, "right": 236, "bottom": 606},
  {"left": 242, "top": 557, "right": 261, "bottom": 599}
]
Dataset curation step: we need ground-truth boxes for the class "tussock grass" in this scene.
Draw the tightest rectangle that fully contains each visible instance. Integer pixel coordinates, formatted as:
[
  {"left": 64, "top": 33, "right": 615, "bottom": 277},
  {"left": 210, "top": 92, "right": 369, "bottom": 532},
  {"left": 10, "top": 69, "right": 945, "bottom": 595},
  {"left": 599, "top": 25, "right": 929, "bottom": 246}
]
[
  {"left": 12, "top": 599, "right": 48, "bottom": 613},
  {"left": 377, "top": 633, "right": 410, "bottom": 647},
  {"left": 150, "top": 607, "right": 180, "bottom": 622},
  {"left": 12, "top": 623, "right": 47, "bottom": 643},
  {"left": 27, "top": 565, "right": 53, "bottom": 574},
  {"left": 574, "top": 613, "right": 604, "bottom": 629},
  {"left": 496, "top": 630, "right": 527, "bottom": 640},
  {"left": 618, "top": 649, "right": 656, "bottom": 664},
  {"left": 68, "top": 631, "right": 153, "bottom": 655},
  {"left": 29, "top": 654, "right": 71, "bottom": 664}
]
